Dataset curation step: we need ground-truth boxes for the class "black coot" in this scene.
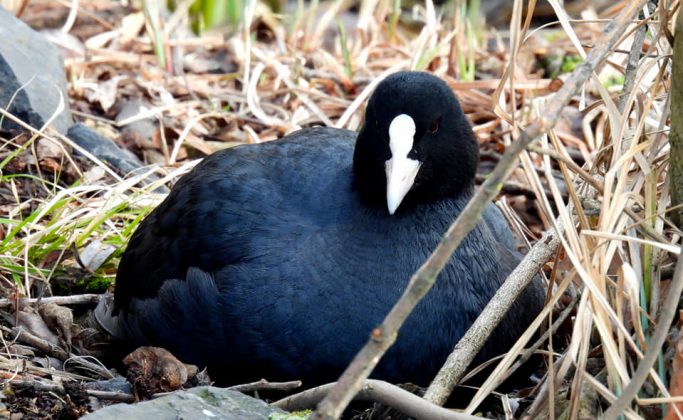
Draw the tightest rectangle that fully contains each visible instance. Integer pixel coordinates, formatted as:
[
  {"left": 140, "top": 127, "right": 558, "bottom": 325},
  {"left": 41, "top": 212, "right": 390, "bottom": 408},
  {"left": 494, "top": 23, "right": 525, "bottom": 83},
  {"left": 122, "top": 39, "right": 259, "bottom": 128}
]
[{"left": 106, "top": 71, "right": 545, "bottom": 388}]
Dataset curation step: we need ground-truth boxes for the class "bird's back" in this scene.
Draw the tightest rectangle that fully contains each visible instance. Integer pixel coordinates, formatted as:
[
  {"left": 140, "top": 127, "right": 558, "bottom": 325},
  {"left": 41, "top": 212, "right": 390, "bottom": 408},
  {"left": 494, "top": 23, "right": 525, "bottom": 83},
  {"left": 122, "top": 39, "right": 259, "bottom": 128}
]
[{"left": 114, "top": 127, "right": 358, "bottom": 310}]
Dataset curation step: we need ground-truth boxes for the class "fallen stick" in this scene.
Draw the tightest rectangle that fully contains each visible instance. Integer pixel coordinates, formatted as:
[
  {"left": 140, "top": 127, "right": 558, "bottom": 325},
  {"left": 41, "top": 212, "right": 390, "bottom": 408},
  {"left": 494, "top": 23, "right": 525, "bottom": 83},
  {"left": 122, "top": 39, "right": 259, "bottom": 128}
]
[
  {"left": 11, "top": 327, "right": 112, "bottom": 379},
  {"left": 0, "top": 294, "right": 101, "bottom": 310},
  {"left": 274, "top": 379, "right": 481, "bottom": 420},
  {"left": 9, "top": 379, "right": 135, "bottom": 403},
  {"left": 228, "top": 379, "right": 302, "bottom": 393}
]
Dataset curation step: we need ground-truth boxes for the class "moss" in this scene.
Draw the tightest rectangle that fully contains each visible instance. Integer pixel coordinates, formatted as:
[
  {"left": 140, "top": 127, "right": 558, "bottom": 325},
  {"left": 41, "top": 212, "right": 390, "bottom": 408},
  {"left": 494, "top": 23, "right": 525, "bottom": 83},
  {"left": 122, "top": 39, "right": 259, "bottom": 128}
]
[
  {"left": 543, "top": 30, "right": 565, "bottom": 43},
  {"left": 537, "top": 54, "right": 583, "bottom": 79},
  {"left": 560, "top": 55, "right": 582, "bottom": 74},
  {"left": 195, "top": 387, "right": 219, "bottom": 404},
  {"left": 603, "top": 74, "right": 625, "bottom": 89},
  {"left": 50, "top": 268, "right": 113, "bottom": 295},
  {"left": 80, "top": 276, "right": 113, "bottom": 293},
  {"left": 269, "top": 410, "right": 312, "bottom": 420}
]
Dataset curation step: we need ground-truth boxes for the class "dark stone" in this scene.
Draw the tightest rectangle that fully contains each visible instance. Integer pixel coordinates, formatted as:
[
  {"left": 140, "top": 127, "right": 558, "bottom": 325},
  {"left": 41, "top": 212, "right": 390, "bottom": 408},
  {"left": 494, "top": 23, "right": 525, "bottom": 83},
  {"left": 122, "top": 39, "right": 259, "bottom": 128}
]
[
  {"left": 85, "top": 377, "right": 132, "bottom": 395},
  {"left": 0, "top": 7, "right": 72, "bottom": 134},
  {"left": 67, "top": 123, "right": 171, "bottom": 193},
  {"left": 67, "top": 123, "right": 169, "bottom": 192},
  {"left": 82, "top": 386, "right": 288, "bottom": 420},
  {"left": 67, "top": 123, "right": 143, "bottom": 175}
]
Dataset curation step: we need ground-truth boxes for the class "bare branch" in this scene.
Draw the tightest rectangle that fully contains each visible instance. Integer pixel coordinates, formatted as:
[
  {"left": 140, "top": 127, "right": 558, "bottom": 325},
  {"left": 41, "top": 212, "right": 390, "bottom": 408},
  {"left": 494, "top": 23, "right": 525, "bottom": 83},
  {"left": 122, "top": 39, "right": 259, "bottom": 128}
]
[
  {"left": 9, "top": 380, "right": 135, "bottom": 403},
  {"left": 274, "top": 379, "right": 482, "bottom": 420},
  {"left": 0, "top": 294, "right": 101, "bottom": 309},
  {"left": 11, "top": 327, "right": 113, "bottom": 379},
  {"left": 424, "top": 228, "right": 560, "bottom": 404},
  {"left": 228, "top": 379, "right": 303, "bottom": 393}
]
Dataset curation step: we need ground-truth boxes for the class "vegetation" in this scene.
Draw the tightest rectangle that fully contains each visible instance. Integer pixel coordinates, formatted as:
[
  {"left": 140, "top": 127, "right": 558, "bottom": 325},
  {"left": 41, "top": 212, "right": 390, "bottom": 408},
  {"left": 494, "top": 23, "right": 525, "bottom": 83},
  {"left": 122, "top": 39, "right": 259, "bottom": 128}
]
[{"left": 0, "top": 0, "right": 679, "bottom": 418}]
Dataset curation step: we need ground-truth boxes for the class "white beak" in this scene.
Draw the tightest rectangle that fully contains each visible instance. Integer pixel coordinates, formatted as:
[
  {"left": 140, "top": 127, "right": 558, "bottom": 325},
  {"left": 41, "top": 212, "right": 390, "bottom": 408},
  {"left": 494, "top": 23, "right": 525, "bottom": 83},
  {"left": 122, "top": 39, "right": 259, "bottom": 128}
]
[{"left": 385, "top": 114, "right": 421, "bottom": 215}]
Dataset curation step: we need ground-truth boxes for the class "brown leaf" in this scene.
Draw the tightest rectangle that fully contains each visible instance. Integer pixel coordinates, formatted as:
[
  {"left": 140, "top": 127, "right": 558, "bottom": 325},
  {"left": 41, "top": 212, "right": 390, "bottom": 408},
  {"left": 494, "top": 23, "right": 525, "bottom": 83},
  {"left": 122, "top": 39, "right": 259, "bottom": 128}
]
[
  {"left": 123, "top": 346, "right": 198, "bottom": 400},
  {"left": 183, "top": 133, "right": 214, "bottom": 156},
  {"left": 37, "top": 303, "right": 74, "bottom": 349},
  {"left": 17, "top": 310, "right": 61, "bottom": 346},
  {"left": 36, "top": 138, "right": 64, "bottom": 160},
  {"left": 39, "top": 249, "right": 70, "bottom": 269},
  {"left": 39, "top": 157, "right": 62, "bottom": 173},
  {"left": 83, "top": 76, "right": 125, "bottom": 112}
]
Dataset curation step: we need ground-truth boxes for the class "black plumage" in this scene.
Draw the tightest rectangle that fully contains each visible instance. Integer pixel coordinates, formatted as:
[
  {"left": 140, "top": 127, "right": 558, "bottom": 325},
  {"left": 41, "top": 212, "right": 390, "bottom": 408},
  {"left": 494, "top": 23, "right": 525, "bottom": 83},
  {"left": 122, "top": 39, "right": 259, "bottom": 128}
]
[{"left": 106, "top": 71, "right": 545, "bottom": 389}]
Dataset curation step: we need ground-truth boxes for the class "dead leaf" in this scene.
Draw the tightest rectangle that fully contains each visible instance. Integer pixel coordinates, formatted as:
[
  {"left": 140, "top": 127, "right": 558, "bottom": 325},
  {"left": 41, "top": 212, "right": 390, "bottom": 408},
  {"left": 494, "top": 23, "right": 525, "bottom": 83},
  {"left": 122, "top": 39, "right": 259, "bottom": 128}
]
[
  {"left": 36, "top": 137, "right": 64, "bottom": 160},
  {"left": 79, "top": 239, "right": 117, "bottom": 271},
  {"left": 142, "top": 148, "right": 167, "bottom": 165},
  {"left": 183, "top": 132, "right": 214, "bottom": 155},
  {"left": 8, "top": 344, "right": 35, "bottom": 357},
  {"left": 82, "top": 166, "right": 107, "bottom": 185},
  {"left": 38, "top": 302, "right": 74, "bottom": 349},
  {"left": 123, "top": 346, "right": 198, "bottom": 400},
  {"left": 42, "top": 29, "right": 86, "bottom": 58},
  {"left": 39, "top": 249, "right": 70, "bottom": 269},
  {"left": 83, "top": 76, "right": 125, "bottom": 112},
  {"left": 39, "top": 157, "right": 62, "bottom": 173},
  {"left": 17, "top": 310, "right": 61, "bottom": 346},
  {"left": 119, "top": 12, "right": 146, "bottom": 41}
]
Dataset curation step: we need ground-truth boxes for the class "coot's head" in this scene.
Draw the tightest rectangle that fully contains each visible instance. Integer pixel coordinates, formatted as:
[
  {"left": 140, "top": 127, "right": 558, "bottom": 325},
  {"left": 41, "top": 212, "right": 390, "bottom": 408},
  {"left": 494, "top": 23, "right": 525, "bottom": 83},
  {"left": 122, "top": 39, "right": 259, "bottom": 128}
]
[{"left": 353, "top": 71, "right": 479, "bottom": 214}]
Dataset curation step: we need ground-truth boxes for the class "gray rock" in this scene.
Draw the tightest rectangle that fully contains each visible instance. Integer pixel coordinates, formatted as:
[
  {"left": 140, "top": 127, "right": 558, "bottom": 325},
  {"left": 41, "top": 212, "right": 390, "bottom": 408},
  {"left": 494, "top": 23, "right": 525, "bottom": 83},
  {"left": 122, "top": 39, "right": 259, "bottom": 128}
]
[
  {"left": 67, "top": 123, "right": 170, "bottom": 192},
  {"left": 85, "top": 377, "right": 132, "bottom": 395},
  {"left": 0, "top": 7, "right": 72, "bottom": 134},
  {"left": 83, "top": 386, "right": 288, "bottom": 420},
  {"left": 67, "top": 123, "right": 143, "bottom": 175}
]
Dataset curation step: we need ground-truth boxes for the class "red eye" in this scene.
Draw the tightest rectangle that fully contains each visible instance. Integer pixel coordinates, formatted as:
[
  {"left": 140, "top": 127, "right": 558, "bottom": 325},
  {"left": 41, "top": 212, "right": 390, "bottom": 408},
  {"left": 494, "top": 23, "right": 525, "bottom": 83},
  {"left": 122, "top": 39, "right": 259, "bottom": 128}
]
[{"left": 429, "top": 118, "right": 440, "bottom": 134}]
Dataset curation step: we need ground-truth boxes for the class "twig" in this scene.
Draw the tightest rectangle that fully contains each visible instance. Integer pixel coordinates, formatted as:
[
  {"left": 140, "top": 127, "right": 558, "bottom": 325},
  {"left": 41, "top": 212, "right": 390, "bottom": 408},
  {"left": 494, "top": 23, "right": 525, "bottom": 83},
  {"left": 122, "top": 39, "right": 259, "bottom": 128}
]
[
  {"left": 274, "top": 379, "right": 482, "bottom": 420},
  {"left": 523, "top": 353, "right": 568, "bottom": 419},
  {"left": 11, "top": 327, "right": 112, "bottom": 379},
  {"left": 459, "top": 284, "right": 577, "bottom": 388},
  {"left": 0, "top": 294, "right": 101, "bottom": 310},
  {"left": 87, "top": 389, "right": 136, "bottom": 403},
  {"left": 601, "top": 242, "right": 683, "bottom": 417},
  {"left": 311, "top": 2, "right": 647, "bottom": 418},
  {"left": 11, "top": 327, "right": 69, "bottom": 360},
  {"left": 228, "top": 379, "right": 303, "bottom": 393},
  {"left": 8, "top": 379, "right": 135, "bottom": 403},
  {"left": 424, "top": 228, "right": 560, "bottom": 404},
  {"left": 618, "top": 6, "right": 649, "bottom": 113}
]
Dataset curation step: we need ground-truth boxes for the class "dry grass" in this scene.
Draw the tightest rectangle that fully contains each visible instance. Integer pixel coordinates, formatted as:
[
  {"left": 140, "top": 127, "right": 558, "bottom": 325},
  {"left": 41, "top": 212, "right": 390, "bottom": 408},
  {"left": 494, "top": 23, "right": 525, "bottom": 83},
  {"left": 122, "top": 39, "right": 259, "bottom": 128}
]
[{"left": 0, "top": 0, "right": 681, "bottom": 418}]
